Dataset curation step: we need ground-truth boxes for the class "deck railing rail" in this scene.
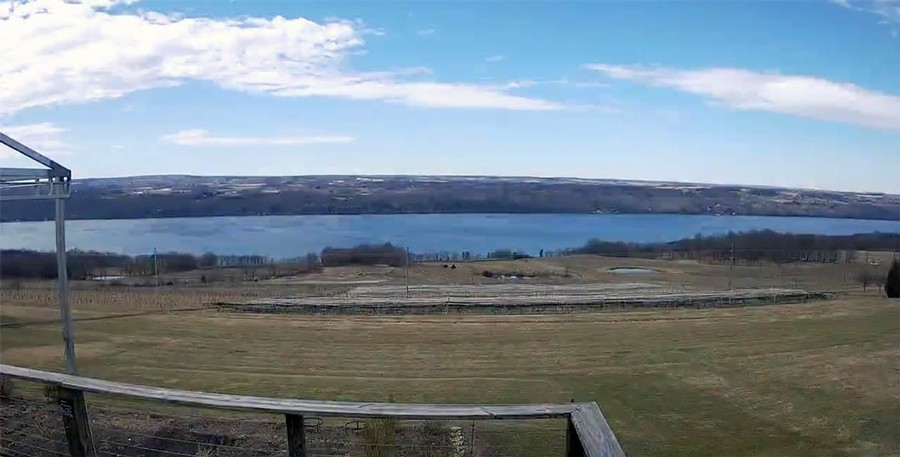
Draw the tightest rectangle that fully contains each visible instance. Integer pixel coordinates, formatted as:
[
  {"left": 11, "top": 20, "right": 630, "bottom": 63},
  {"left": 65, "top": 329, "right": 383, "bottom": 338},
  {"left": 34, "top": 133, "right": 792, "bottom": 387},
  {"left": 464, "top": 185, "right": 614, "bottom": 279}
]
[{"left": 0, "top": 364, "right": 626, "bottom": 457}]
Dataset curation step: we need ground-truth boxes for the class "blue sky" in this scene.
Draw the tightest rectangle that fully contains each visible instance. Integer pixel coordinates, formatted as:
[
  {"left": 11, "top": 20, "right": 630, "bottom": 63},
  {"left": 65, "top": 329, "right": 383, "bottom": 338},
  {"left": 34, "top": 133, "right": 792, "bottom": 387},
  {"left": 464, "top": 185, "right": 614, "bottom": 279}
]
[{"left": 1, "top": 0, "right": 898, "bottom": 192}]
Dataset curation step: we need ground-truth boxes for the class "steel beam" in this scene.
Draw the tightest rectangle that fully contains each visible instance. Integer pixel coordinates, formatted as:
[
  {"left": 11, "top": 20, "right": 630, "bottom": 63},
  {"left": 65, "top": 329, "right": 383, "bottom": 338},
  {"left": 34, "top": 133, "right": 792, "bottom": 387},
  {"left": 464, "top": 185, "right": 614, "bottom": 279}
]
[
  {"left": 0, "top": 167, "right": 53, "bottom": 181},
  {"left": 0, "top": 132, "right": 70, "bottom": 178}
]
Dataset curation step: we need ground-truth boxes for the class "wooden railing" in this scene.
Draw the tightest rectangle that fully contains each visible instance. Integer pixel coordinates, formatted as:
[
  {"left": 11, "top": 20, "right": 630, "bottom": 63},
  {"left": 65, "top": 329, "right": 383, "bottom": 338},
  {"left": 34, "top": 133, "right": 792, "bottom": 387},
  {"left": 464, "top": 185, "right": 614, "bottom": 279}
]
[{"left": 0, "top": 364, "right": 626, "bottom": 457}]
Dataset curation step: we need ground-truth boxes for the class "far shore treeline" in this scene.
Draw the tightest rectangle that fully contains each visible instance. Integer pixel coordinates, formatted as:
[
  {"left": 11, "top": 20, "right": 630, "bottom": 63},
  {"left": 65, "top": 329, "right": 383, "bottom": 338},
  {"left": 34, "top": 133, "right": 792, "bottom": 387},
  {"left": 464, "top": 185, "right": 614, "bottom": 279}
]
[
  {"left": 2, "top": 176, "right": 899, "bottom": 222},
  {"left": 1, "top": 230, "right": 898, "bottom": 280}
]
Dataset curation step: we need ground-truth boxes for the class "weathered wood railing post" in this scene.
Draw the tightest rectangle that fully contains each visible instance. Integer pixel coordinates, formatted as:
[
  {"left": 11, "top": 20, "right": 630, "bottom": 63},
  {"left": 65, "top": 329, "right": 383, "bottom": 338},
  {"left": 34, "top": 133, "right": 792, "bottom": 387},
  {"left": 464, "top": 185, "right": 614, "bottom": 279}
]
[
  {"left": 568, "top": 403, "right": 627, "bottom": 457},
  {"left": 285, "top": 414, "right": 306, "bottom": 457},
  {"left": 566, "top": 415, "right": 586, "bottom": 457},
  {"left": 57, "top": 386, "right": 96, "bottom": 457}
]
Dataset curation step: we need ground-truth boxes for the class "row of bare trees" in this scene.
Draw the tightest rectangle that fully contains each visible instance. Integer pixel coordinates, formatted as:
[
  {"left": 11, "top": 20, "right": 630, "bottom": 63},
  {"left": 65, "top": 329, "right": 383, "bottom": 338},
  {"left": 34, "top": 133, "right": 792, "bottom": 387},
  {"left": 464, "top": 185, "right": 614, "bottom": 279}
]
[{"left": 565, "top": 230, "right": 899, "bottom": 265}]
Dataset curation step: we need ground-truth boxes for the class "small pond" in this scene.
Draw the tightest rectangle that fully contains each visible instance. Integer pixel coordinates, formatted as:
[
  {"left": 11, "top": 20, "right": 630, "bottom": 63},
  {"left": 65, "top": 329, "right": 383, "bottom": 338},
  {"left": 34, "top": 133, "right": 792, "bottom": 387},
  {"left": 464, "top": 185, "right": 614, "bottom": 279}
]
[{"left": 608, "top": 267, "right": 658, "bottom": 274}]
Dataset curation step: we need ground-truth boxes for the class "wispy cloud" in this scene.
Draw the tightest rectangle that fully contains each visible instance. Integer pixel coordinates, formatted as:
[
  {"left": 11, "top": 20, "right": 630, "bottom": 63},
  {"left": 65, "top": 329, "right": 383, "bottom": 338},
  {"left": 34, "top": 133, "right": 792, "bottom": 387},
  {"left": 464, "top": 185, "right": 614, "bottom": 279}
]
[
  {"left": 585, "top": 64, "right": 900, "bottom": 130},
  {"left": 0, "top": 1, "right": 559, "bottom": 114},
  {"left": 828, "top": 0, "right": 900, "bottom": 33},
  {"left": 502, "top": 78, "right": 607, "bottom": 90},
  {"left": 0, "top": 122, "right": 72, "bottom": 158},
  {"left": 160, "top": 129, "right": 355, "bottom": 147},
  {"left": 485, "top": 55, "right": 506, "bottom": 62},
  {"left": 416, "top": 28, "right": 436, "bottom": 37},
  {"left": 503, "top": 80, "right": 539, "bottom": 90},
  {"left": 570, "top": 81, "right": 608, "bottom": 89},
  {"left": 828, "top": 0, "right": 900, "bottom": 23}
]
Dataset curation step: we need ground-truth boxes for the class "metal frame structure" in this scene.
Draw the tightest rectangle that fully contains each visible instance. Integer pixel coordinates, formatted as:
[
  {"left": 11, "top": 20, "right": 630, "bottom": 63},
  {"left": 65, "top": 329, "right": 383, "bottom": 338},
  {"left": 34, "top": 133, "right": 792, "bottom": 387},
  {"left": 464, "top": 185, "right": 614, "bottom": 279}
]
[{"left": 0, "top": 132, "right": 76, "bottom": 374}]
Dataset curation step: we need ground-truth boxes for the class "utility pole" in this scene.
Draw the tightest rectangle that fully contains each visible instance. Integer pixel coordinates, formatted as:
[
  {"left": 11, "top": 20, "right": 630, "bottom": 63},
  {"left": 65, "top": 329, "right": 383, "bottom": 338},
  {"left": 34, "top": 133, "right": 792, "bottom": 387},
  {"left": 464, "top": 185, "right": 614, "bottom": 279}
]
[
  {"left": 405, "top": 246, "right": 410, "bottom": 299},
  {"left": 728, "top": 241, "right": 735, "bottom": 290},
  {"left": 864, "top": 251, "right": 870, "bottom": 292},
  {"left": 153, "top": 247, "right": 160, "bottom": 287}
]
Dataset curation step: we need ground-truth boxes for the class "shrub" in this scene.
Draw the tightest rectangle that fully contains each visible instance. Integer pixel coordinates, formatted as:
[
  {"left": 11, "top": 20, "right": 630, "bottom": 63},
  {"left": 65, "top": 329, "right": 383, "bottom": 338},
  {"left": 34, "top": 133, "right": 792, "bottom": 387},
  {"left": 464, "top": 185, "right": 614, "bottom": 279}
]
[
  {"left": 43, "top": 384, "right": 58, "bottom": 403},
  {"left": 856, "top": 270, "right": 878, "bottom": 291},
  {"left": 0, "top": 376, "right": 14, "bottom": 399},
  {"left": 361, "top": 418, "right": 397, "bottom": 457},
  {"left": 419, "top": 421, "right": 451, "bottom": 457}
]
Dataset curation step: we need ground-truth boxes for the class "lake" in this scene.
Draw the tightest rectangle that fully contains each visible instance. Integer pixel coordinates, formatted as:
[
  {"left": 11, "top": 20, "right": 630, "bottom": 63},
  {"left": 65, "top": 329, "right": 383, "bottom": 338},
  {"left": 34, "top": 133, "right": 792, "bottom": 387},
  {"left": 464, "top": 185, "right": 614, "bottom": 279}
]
[{"left": 0, "top": 214, "right": 897, "bottom": 258}]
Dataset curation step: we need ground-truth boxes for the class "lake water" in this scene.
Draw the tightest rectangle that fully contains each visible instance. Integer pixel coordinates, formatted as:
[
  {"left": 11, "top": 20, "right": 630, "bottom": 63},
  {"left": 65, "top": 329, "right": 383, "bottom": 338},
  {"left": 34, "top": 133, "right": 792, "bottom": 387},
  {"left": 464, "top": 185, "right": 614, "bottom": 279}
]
[{"left": 0, "top": 214, "right": 897, "bottom": 258}]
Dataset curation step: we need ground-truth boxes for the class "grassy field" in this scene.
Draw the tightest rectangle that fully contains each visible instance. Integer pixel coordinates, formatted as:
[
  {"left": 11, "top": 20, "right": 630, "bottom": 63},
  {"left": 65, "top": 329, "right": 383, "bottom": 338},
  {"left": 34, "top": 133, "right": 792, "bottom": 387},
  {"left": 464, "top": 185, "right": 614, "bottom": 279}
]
[{"left": 1, "top": 257, "right": 898, "bottom": 456}]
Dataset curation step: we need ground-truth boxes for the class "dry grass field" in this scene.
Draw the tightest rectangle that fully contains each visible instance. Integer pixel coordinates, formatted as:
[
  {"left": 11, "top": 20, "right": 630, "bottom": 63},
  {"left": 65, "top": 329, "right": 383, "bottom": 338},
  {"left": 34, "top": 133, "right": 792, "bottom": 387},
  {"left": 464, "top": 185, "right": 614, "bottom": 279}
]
[{"left": 1, "top": 256, "right": 898, "bottom": 456}]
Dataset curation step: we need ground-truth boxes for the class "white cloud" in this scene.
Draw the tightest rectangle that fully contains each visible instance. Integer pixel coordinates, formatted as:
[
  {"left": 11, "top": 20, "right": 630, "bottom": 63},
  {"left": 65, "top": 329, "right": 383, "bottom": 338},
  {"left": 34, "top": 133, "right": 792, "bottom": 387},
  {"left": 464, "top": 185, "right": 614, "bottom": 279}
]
[
  {"left": 485, "top": 55, "right": 505, "bottom": 62},
  {"left": 160, "top": 129, "right": 355, "bottom": 147},
  {"left": 0, "top": 1, "right": 559, "bottom": 114},
  {"left": 0, "top": 122, "right": 72, "bottom": 158},
  {"left": 585, "top": 64, "right": 900, "bottom": 130},
  {"left": 416, "top": 28, "right": 436, "bottom": 37}
]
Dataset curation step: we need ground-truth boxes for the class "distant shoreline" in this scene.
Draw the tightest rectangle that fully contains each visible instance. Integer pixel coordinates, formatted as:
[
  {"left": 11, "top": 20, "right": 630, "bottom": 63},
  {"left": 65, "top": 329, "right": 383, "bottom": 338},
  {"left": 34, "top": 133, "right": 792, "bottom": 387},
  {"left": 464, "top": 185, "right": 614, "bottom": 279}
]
[
  {"left": 2, "top": 211, "right": 900, "bottom": 224},
  {"left": 2, "top": 175, "right": 898, "bottom": 222}
]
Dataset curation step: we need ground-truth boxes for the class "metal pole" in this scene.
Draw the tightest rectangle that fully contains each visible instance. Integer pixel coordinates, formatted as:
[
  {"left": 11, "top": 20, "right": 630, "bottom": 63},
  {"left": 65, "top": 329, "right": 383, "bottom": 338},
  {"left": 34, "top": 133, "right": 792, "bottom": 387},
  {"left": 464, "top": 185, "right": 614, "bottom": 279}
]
[
  {"left": 864, "top": 251, "right": 870, "bottom": 292},
  {"left": 55, "top": 185, "right": 77, "bottom": 374},
  {"left": 729, "top": 242, "right": 735, "bottom": 289},
  {"left": 405, "top": 247, "right": 410, "bottom": 299},
  {"left": 470, "top": 420, "right": 475, "bottom": 456},
  {"left": 153, "top": 247, "right": 159, "bottom": 287}
]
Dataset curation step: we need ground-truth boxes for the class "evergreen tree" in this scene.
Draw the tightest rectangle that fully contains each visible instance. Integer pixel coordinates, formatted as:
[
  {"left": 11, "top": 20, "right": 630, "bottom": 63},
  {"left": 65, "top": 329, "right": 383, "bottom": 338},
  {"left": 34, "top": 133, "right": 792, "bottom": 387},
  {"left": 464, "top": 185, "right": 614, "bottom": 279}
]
[{"left": 886, "top": 259, "right": 900, "bottom": 298}]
